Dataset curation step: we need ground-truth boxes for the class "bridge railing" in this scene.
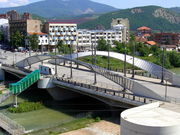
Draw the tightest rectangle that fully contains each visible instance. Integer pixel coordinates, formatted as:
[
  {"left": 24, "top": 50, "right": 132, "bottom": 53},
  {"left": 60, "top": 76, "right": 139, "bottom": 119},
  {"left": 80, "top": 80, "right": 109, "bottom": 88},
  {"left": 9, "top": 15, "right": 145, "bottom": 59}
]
[
  {"left": 0, "top": 90, "right": 13, "bottom": 104},
  {"left": 72, "top": 76, "right": 121, "bottom": 91},
  {"left": 2, "top": 63, "right": 32, "bottom": 73},
  {"left": 56, "top": 77, "right": 157, "bottom": 104},
  {"left": 0, "top": 113, "right": 25, "bottom": 135}
]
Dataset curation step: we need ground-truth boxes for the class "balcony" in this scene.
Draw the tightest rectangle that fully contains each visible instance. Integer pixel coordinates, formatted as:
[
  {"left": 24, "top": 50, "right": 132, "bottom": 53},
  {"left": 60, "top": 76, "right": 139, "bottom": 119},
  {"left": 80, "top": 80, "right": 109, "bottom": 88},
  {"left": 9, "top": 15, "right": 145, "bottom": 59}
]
[{"left": 64, "top": 37, "right": 69, "bottom": 40}]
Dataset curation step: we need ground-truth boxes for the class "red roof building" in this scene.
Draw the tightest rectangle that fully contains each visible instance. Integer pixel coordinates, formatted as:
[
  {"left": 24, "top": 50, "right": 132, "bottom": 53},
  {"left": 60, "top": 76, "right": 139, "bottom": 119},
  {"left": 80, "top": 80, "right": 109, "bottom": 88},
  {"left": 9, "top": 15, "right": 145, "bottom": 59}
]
[
  {"left": 135, "top": 26, "right": 152, "bottom": 37},
  {"left": 143, "top": 41, "right": 156, "bottom": 47}
]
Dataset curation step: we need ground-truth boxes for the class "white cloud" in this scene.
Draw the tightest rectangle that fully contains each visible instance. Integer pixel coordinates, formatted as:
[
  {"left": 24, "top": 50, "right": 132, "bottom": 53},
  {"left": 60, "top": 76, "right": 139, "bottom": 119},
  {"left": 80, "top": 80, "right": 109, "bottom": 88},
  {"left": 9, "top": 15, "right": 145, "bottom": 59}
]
[
  {"left": 9, "top": 2, "right": 20, "bottom": 7},
  {"left": 0, "top": 0, "right": 29, "bottom": 7},
  {"left": 0, "top": 0, "right": 8, "bottom": 4}
]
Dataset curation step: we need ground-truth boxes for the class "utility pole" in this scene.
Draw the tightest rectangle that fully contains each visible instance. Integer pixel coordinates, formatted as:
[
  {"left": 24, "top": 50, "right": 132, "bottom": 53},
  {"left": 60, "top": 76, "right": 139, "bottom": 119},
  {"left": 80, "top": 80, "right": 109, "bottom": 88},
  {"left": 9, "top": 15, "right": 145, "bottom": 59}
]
[
  {"left": 124, "top": 47, "right": 126, "bottom": 77},
  {"left": 94, "top": 32, "right": 97, "bottom": 84},
  {"left": 77, "top": 42, "right": 79, "bottom": 68},
  {"left": 70, "top": 43, "right": 72, "bottom": 78}
]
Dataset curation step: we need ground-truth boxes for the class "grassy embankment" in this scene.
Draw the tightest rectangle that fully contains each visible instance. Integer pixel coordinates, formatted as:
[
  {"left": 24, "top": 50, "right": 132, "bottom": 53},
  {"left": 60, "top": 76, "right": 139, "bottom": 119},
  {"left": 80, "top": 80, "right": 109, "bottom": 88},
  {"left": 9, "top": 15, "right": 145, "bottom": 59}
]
[
  {"left": 78, "top": 55, "right": 156, "bottom": 70},
  {"left": 24, "top": 116, "right": 104, "bottom": 135}
]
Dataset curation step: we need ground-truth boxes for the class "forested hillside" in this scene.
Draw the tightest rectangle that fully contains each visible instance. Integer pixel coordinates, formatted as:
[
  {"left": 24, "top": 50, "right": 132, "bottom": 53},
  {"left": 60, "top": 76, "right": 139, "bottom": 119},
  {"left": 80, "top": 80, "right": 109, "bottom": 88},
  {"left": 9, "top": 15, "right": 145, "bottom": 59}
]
[{"left": 78, "top": 6, "right": 180, "bottom": 32}]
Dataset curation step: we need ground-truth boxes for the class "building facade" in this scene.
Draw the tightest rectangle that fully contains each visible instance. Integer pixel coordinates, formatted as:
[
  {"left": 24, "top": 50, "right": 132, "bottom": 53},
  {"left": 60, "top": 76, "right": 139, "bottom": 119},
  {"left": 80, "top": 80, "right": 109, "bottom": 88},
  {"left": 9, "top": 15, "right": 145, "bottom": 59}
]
[
  {"left": 0, "top": 14, "right": 8, "bottom": 19},
  {"left": 77, "top": 29, "right": 122, "bottom": 51},
  {"left": 7, "top": 10, "right": 20, "bottom": 20},
  {"left": 9, "top": 19, "right": 41, "bottom": 37},
  {"left": 0, "top": 18, "right": 9, "bottom": 43},
  {"left": 135, "top": 26, "right": 151, "bottom": 37},
  {"left": 111, "top": 18, "right": 129, "bottom": 44},
  {"left": 22, "top": 13, "right": 32, "bottom": 21},
  {"left": 27, "top": 32, "right": 49, "bottom": 51},
  {"left": 44, "top": 22, "right": 77, "bottom": 51},
  {"left": 154, "top": 33, "right": 179, "bottom": 45}
]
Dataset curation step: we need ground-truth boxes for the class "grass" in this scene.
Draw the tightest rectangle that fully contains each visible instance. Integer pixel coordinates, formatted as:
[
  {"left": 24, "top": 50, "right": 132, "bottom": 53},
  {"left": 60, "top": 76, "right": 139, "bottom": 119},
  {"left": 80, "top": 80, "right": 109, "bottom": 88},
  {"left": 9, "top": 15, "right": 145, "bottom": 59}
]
[
  {"left": 8, "top": 100, "right": 45, "bottom": 113},
  {"left": 24, "top": 117, "right": 95, "bottom": 135},
  {"left": 78, "top": 55, "right": 157, "bottom": 70},
  {"left": 0, "top": 90, "right": 2, "bottom": 95}
]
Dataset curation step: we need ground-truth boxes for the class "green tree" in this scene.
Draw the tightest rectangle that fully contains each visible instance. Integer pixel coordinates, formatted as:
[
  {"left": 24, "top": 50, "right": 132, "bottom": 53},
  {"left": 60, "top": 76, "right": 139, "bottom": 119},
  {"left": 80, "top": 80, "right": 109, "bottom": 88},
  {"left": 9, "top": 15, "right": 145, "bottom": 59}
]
[
  {"left": 150, "top": 45, "right": 161, "bottom": 56},
  {"left": 28, "top": 33, "right": 38, "bottom": 50},
  {"left": 165, "top": 37, "right": 170, "bottom": 45},
  {"left": 147, "top": 34, "right": 155, "bottom": 41},
  {"left": 57, "top": 40, "right": 63, "bottom": 53},
  {"left": 168, "top": 51, "right": 180, "bottom": 67},
  {"left": 130, "top": 34, "right": 136, "bottom": 42},
  {"left": 13, "top": 31, "right": 23, "bottom": 48},
  {"left": 96, "top": 37, "right": 109, "bottom": 51}
]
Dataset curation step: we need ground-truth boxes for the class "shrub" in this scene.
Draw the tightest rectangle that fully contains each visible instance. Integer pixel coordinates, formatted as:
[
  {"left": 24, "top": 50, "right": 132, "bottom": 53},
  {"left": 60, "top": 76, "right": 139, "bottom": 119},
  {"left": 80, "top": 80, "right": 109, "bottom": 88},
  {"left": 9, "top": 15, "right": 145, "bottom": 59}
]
[
  {"left": 8, "top": 101, "right": 45, "bottom": 113},
  {"left": 95, "top": 117, "right": 101, "bottom": 122},
  {"left": 0, "top": 91, "right": 2, "bottom": 94}
]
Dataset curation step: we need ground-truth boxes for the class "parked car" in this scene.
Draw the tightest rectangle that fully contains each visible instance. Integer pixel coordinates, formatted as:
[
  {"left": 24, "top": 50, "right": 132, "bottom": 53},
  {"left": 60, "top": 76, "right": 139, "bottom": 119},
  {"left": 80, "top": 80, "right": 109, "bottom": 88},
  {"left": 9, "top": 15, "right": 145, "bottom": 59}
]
[{"left": 43, "top": 52, "right": 49, "bottom": 55}]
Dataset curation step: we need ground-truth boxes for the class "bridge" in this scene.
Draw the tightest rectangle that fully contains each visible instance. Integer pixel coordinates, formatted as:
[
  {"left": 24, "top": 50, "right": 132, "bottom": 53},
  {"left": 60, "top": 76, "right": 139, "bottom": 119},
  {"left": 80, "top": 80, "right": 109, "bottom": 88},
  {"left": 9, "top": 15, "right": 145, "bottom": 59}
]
[{"left": 0, "top": 52, "right": 180, "bottom": 134}]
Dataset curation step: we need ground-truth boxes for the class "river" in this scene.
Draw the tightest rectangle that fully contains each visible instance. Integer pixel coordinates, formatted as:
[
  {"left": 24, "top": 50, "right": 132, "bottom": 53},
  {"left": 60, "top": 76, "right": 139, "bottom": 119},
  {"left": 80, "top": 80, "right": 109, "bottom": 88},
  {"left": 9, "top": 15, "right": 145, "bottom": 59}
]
[{"left": 0, "top": 87, "right": 114, "bottom": 134}]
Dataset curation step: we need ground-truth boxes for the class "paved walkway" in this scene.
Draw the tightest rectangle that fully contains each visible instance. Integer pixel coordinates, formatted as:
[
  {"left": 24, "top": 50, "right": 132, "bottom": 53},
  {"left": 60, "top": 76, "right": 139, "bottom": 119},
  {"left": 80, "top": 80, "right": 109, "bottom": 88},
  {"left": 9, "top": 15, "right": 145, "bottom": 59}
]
[{"left": 2, "top": 50, "right": 180, "bottom": 101}]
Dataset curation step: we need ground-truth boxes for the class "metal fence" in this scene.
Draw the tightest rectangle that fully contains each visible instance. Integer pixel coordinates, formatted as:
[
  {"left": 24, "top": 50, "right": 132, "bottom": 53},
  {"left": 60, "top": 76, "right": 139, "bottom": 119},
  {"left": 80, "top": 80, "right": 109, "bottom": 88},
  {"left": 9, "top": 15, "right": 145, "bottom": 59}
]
[
  {"left": 0, "top": 90, "right": 13, "bottom": 104},
  {"left": 0, "top": 113, "right": 25, "bottom": 135},
  {"left": 56, "top": 77, "right": 157, "bottom": 104}
]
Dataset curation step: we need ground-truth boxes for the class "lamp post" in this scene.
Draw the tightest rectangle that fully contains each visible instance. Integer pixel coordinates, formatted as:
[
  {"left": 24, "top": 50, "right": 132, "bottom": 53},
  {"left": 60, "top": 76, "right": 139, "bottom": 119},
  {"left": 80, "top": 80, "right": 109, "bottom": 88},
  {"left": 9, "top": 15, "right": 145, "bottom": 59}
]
[
  {"left": 132, "top": 42, "right": 135, "bottom": 79},
  {"left": 164, "top": 78, "right": 168, "bottom": 100},
  {"left": 70, "top": 43, "right": 72, "bottom": 78},
  {"left": 55, "top": 33, "right": 58, "bottom": 77},
  {"left": 161, "top": 46, "right": 165, "bottom": 83},
  {"left": 91, "top": 34, "right": 93, "bottom": 65},
  {"left": 124, "top": 47, "right": 127, "bottom": 77},
  {"left": 76, "top": 42, "right": 79, "bottom": 68},
  {"left": 108, "top": 35, "right": 110, "bottom": 70},
  {"left": 94, "top": 32, "right": 97, "bottom": 84},
  {"left": 41, "top": 41, "right": 43, "bottom": 55}
]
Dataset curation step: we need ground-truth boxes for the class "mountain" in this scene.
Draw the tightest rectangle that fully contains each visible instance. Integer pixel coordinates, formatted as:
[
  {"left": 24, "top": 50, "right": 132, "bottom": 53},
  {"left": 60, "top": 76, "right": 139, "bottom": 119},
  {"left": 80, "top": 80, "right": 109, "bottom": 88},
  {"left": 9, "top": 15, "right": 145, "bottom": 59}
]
[
  {"left": 0, "top": 0, "right": 117, "bottom": 18},
  {"left": 169, "top": 7, "right": 180, "bottom": 14},
  {"left": 78, "top": 6, "right": 180, "bottom": 32}
]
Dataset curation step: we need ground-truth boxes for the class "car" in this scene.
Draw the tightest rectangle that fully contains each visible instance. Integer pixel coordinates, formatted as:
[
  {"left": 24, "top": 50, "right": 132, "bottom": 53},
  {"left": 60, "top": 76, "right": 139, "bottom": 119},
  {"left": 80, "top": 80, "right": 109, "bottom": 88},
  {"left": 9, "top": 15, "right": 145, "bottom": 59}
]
[{"left": 43, "top": 52, "right": 49, "bottom": 55}]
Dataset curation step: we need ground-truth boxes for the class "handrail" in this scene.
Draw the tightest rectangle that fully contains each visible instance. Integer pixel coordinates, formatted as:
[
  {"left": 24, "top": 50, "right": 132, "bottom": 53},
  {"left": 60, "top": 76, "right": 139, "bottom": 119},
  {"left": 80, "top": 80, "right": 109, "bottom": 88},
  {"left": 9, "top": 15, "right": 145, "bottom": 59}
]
[
  {"left": 0, "top": 91, "right": 13, "bottom": 104},
  {"left": 56, "top": 77, "right": 157, "bottom": 104},
  {"left": 0, "top": 113, "right": 25, "bottom": 135}
]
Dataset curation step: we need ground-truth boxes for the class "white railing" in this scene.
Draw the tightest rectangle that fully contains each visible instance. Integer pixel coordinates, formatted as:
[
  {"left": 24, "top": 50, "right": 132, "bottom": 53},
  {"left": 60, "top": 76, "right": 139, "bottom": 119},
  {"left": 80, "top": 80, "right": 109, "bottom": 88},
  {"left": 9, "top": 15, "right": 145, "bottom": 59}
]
[
  {"left": 0, "top": 113, "right": 25, "bottom": 135},
  {"left": 0, "top": 90, "right": 13, "bottom": 104}
]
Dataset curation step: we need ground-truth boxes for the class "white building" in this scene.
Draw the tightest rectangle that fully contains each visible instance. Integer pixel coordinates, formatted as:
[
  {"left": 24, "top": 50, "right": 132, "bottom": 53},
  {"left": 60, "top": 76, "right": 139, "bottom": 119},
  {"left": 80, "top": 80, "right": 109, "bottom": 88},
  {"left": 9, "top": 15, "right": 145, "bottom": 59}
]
[
  {"left": 0, "top": 18, "right": 9, "bottom": 44},
  {"left": 77, "top": 29, "right": 122, "bottom": 51},
  {"left": 44, "top": 22, "right": 77, "bottom": 52},
  {"left": 27, "top": 32, "right": 49, "bottom": 51}
]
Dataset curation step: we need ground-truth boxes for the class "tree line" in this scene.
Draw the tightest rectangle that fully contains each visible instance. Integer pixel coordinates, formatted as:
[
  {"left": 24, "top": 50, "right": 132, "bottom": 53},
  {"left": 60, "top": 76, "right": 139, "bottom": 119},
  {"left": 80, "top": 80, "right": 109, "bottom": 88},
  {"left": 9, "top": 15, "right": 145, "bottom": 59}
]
[{"left": 96, "top": 34, "right": 180, "bottom": 69}]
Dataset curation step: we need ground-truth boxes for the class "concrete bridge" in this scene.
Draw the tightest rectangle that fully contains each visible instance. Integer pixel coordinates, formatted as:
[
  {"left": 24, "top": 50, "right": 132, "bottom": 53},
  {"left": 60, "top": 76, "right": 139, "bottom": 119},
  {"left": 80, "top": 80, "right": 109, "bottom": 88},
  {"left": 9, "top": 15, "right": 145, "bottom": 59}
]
[{"left": 0, "top": 52, "right": 180, "bottom": 134}]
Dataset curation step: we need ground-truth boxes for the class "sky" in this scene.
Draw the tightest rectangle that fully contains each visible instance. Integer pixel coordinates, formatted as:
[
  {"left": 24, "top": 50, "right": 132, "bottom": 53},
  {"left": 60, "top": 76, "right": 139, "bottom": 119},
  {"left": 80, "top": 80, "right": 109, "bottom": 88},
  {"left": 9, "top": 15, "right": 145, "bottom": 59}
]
[{"left": 0, "top": 0, "right": 179, "bottom": 8}]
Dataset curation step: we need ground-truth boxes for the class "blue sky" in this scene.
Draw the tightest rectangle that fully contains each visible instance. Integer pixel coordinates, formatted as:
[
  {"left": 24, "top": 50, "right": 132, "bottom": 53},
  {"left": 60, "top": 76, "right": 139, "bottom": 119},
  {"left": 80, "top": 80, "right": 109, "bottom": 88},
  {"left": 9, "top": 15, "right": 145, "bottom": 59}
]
[{"left": 0, "top": 0, "right": 179, "bottom": 8}]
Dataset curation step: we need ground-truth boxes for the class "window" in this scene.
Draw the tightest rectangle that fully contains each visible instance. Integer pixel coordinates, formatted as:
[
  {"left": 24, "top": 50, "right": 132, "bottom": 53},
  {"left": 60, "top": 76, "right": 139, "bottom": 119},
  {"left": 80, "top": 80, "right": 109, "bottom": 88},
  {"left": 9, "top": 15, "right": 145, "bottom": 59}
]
[
  {"left": 40, "top": 36, "right": 42, "bottom": 38},
  {"left": 42, "top": 40, "right": 44, "bottom": 43},
  {"left": 46, "top": 40, "right": 47, "bottom": 43}
]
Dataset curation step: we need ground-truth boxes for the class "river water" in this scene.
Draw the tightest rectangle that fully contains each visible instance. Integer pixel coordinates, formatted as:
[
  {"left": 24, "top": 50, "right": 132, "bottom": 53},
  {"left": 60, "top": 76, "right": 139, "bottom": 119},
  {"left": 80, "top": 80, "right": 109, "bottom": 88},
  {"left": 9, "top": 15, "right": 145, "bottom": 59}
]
[{"left": 0, "top": 87, "right": 114, "bottom": 134}]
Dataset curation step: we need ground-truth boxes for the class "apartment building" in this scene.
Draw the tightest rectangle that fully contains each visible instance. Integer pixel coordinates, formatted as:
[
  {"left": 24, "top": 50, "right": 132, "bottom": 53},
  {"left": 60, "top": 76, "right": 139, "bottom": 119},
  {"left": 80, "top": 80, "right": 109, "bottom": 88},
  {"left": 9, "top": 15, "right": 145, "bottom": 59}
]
[
  {"left": 77, "top": 29, "right": 122, "bottom": 51},
  {"left": 44, "top": 22, "right": 77, "bottom": 51},
  {"left": 27, "top": 32, "right": 49, "bottom": 51},
  {"left": 135, "top": 26, "right": 151, "bottom": 37},
  {"left": 0, "top": 18, "right": 9, "bottom": 43},
  {"left": 77, "top": 29, "right": 91, "bottom": 51},
  {"left": 22, "top": 13, "right": 32, "bottom": 21},
  {"left": 111, "top": 18, "right": 129, "bottom": 43},
  {"left": 9, "top": 19, "right": 41, "bottom": 37},
  {"left": 154, "top": 33, "right": 179, "bottom": 45},
  {"left": 7, "top": 10, "right": 20, "bottom": 20}
]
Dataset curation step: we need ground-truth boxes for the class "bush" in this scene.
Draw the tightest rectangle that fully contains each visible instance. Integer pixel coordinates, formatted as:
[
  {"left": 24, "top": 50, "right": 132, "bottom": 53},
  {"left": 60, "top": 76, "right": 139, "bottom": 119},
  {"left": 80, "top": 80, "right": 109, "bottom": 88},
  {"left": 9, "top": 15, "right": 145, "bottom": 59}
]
[
  {"left": 95, "top": 117, "right": 101, "bottom": 122},
  {"left": 8, "top": 101, "right": 45, "bottom": 113},
  {"left": 0, "top": 91, "right": 2, "bottom": 95}
]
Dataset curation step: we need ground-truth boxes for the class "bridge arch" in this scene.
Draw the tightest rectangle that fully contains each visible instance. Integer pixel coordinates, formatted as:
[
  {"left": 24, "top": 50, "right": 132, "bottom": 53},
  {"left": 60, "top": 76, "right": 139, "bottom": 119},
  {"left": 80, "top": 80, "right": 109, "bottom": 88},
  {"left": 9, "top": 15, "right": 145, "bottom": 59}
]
[
  {"left": 15, "top": 55, "right": 165, "bottom": 101},
  {"left": 63, "top": 51, "right": 180, "bottom": 87}
]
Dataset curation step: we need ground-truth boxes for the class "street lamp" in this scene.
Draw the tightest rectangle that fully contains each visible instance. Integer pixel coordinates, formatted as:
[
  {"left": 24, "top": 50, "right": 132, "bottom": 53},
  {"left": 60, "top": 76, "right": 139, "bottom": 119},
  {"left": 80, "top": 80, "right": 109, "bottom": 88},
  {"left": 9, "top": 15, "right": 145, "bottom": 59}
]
[
  {"left": 55, "top": 33, "right": 58, "bottom": 77},
  {"left": 76, "top": 42, "right": 79, "bottom": 68},
  {"left": 164, "top": 78, "right": 168, "bottom": 100},
  {"left": 161, "top": 46, "right": 165, "bottom": 84},
  {"left": 94, "top": 32, "right": 97, "bottom": 84},
  {"left": 70, "top": 43, "right": 73, "bottom": 78},
  {"left": 124, "top": 47, "right": 127, "bottom": 77},
  {"left": 131, "top": 42, "right": 135, "bottom": 79},
  {"left": 91, "top": 34, "right": 93, "bottom": 65}
]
